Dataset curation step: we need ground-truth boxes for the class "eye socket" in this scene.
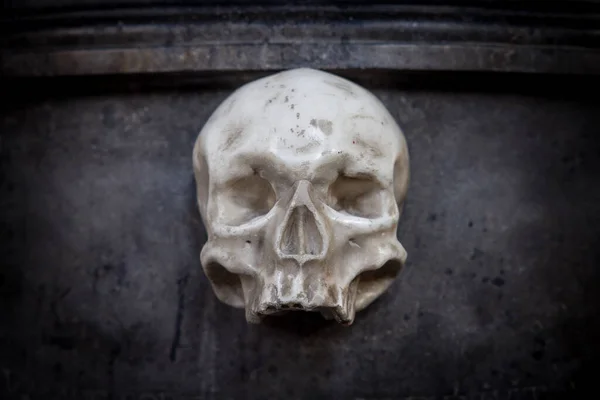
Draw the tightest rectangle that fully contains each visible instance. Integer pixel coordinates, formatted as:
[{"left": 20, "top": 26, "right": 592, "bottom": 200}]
[
  {"left": 328, "top": 174, "right": 383, "bottom": 218},
  {"left": 218, "top": 173, "right": 276, "bottom": 225}
]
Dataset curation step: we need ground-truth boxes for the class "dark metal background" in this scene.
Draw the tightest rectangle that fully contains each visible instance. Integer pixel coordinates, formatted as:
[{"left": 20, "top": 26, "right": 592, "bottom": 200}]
[
  {"left": 3, "top": 1, "right": 600, "bottom": 75},
  {"left": 1, "top": 1, "right": 600, "bottom": 399}
]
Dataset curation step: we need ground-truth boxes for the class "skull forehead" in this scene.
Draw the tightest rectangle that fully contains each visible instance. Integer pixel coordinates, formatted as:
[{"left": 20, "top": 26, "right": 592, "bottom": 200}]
[{"left": 199, "top": 68, "right": 403, "bottom": 181}]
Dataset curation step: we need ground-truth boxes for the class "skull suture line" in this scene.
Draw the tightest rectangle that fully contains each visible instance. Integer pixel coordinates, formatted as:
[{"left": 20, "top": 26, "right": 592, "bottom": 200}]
[{"left": 193, "top": 68, "right": 409, "bottom": 325}]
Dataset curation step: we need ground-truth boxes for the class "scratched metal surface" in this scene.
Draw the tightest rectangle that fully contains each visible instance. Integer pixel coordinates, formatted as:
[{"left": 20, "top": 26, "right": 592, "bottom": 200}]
[
  {"left": 3, "top": 1, "right": 600, "bottom": 77},
  {"left": 1, "top": 73, "right": 599, "bottom": 399}
]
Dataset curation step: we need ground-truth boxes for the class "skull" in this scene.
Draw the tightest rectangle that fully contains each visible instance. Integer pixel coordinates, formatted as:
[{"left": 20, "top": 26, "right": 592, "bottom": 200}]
[{"left": 193, "top": 68, "right": 409, "bottom": 325}]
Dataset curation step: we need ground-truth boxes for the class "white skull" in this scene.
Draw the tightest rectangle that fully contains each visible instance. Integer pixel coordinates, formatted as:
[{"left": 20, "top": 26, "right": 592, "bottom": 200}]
[{"left": 193, "top": 68, "right": 409, "bottom": 325}]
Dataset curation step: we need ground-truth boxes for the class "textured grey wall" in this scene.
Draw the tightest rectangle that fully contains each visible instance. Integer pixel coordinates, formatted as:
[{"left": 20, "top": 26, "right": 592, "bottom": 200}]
[{"left": 1, "top": 74, "right": 599, "bottom": 399}]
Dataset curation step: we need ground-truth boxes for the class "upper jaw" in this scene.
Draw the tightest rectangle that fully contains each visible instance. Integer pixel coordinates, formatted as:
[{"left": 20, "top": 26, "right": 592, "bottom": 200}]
[{"left": 245, "top": 277, "right": 360, "bottom": 326}]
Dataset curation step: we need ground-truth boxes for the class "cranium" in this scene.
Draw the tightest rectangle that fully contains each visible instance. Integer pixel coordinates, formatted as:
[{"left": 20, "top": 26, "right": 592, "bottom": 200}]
[{"left": 193, "top": 68, "right": 409, "bottom": 325}]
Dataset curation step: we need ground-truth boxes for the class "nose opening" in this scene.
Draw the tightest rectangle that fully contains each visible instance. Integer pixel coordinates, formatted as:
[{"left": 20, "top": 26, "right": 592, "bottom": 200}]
[
  {"left": 276, "top": 181, "right": 327, "bottom": 261},
  {"left": 279, "top": 205, "right": 323, "bottom": 257}
]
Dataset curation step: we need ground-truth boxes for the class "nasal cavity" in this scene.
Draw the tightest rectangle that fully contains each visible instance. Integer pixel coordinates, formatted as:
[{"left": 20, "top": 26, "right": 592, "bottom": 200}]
[{"left": 280, "top": 205, "right": 323, "bottom": 257}]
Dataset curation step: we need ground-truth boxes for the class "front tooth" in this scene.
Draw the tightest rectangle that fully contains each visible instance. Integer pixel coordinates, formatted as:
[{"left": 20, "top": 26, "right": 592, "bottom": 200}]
[
  {"left": 338, "top": 278, "right": 360, "bottom": 325},
  {"left": 245, "top": 307, "right": 262, "bottom": 324},
  {"left": 332, "top": 305, "right": 354, "bottom": 325}
]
